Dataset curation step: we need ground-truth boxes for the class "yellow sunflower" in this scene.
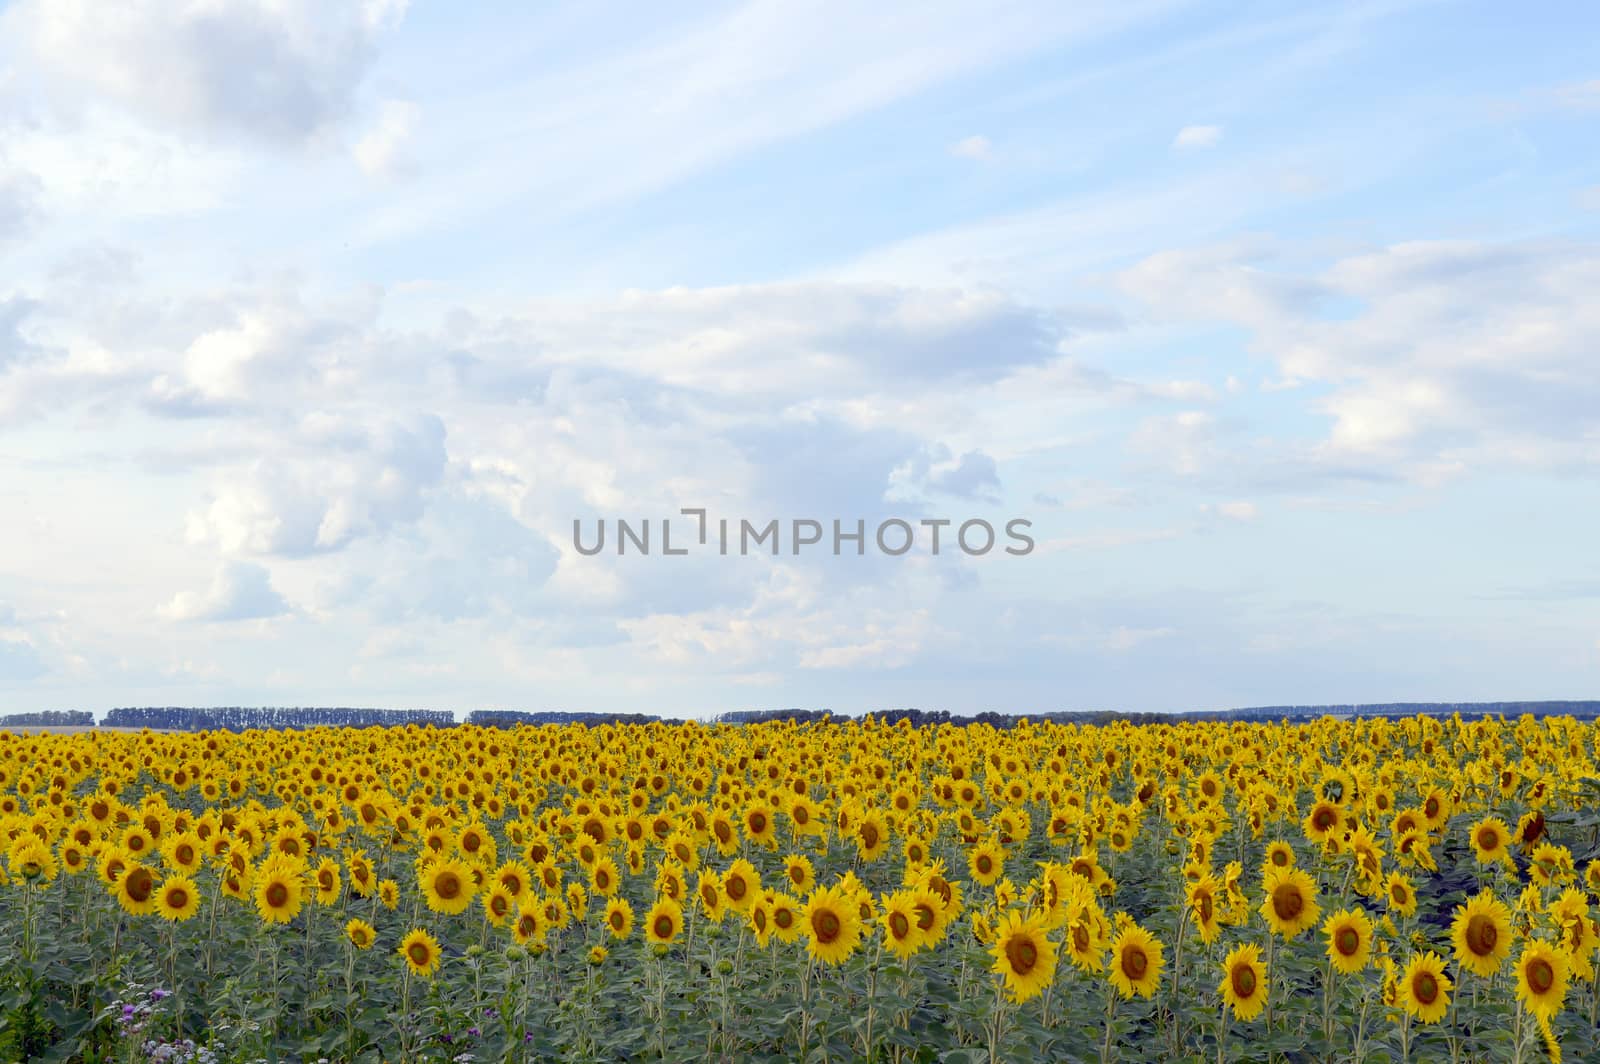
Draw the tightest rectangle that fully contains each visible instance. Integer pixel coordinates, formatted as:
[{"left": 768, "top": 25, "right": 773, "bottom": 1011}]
[
  {"left": 1261, "top": 866, "right": 1321, "bottom": 938},
  {"left": 604, "top": 896, "right": 634, "bottom": 940},
  {"left": 803, "top": 885, "right": 864, "bottom": 965},
  {"left": 1322, "top": 908, "right": 1374, "bottom": 974},
  {"left": 989, "top": 908, "right": 1058, "bottom": 1003},
  {"left": 1450, "top": 892, "right": 1512, "bottom": 978},
  {"left": 345, "top": 918, "right": 376, "bottom": 949},
  {"left": 1396, "top": 952, "right": 1451, "bottom": 1024},
  {"left": 1218, "top": 942, "right": 1268, "bottom": 1021},
  {"left": 644, "top": 896, "right": 684, "bottom": 946},
  {"left": 1468, "top": 817, "right": 1513, "bottom": 867},
  {"left": 419, "top": 857, "right": 476, "bottom": 916},
  {"left": 1384, "top": 872, "right": 1418, "bottom": 918},
  {"left": 968, "top": 839, "right": 1005, "bottom": 887},
  {"left": 398, "top": 928, "right": 441, "bottom": 978},
  {"left": 1514, "top": 941, "right": 1569, "bottom": 1023},
  {"left": 880, "top": 891, "right": 924, "bottom": 961},
  {"left": 114, "top": 862, "right": 158, "bottom": 917},
  {"left": 1108, "top": 922, "right": 1164, "bottom": 999},
  {"left": 155, "top": 874, "right": 200, "bottom": 922},
  {"left": 253, "top": 856, "right": 305, "bottom": 925}
]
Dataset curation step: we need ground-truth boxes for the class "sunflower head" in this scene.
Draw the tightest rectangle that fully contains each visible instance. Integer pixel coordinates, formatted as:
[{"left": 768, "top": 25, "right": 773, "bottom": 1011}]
[{"left": 1218, "top": 942, "right": 1268, "bottom": 1021}]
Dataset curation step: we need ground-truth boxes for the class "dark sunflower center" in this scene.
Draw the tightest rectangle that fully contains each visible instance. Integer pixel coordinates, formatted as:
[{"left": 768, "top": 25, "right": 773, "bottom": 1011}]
[
  {"left": 167, "top": 888, "right": 189, "bottom": 909},
  {"left": 1413, "top": 973, "right": 1438, "bottom": 1004},
  {"left": 1478, "top": 829, "right": 1499, "bottom": 850},
  {"left": 266, "top": 882, "right": 289, "bottom": 907},
  {"left": 889, "top": 912, "right": 911, "bottom": 939},
  {"left": 436, "top": 873, "right": 460, "bottom": 899},
  {"left": 408, "top": 943, "right": 430, "bottom": 965},
  {"left": 1336, "top": 928, "right": 1360, "bottom": 956},
  {"left": 1121, "top": 946, "right": 1148, "bottom": 979},
  {"left": 726, "top": 877, "right": 746, "bottom": 900},
  {"left": 1529, "top": 959, "right": 1554, "bottom": 992},
  {"left": 1272, "top": 884, "right": 1303, "bottom": 920},
  {"left": 1466, "top": 915, "right": 1497, "bottom": 955},
  {"left": 1231, "top": 965, "right": 1257, "bottom": 997},
  {"left": 814, "top": 909, "right": 842, "bottom": 943},
  {"left": 860, "top": 823, "right": 879, "bottom": 848},
  {"left": 1005, "top": 936, "right": 1038, "bottom": 975}
]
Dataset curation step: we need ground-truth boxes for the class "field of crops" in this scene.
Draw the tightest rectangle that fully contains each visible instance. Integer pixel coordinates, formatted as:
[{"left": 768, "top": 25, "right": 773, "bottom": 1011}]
[{"left": 0, "top": 715, "right": 1595, "bottom": 1062}]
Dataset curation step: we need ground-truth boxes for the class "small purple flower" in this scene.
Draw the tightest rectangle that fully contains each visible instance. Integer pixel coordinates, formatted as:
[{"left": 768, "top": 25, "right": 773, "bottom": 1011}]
[
  {"left": 467, "top": 1027, "right": 481, "bottom": 1038},
  {"left": 122, "top": 1004, "right": 136, "bottom": 1018}
]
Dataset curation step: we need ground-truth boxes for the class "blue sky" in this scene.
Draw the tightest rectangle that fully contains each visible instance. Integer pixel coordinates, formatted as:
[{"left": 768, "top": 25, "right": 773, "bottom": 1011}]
[{"left": 0, "top": 0, "right": 1596, "bottom": 718}]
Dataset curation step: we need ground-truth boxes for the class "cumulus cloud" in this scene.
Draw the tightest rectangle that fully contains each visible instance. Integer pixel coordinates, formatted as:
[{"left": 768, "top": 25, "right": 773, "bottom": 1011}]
[
  {"left": 1, "top": 0, "right": 407, "bottom": 144},
  {"left": 1118, "top": 238, "right": 1600, "bottom": 484},
  {"left": 159, "top": 562, "right": 290, "bottom": 622}
]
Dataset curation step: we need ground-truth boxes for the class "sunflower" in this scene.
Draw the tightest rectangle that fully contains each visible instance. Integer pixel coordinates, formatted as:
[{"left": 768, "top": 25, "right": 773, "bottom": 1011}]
[
  {"left": 769, "top": 892, "right": 804, "bottom": 944},
  {"left": 313, "top": 857, "right": 341, "bottom": 905},
  {"left": 253, "top": 856, "right": 305, "bottom": 925},
  {"left": 743, "top": 803, "right": 778, "bottom": 849},
  {"left": 1302, "top": 801, "right": 1342, "bottom": 845},
  {"left": 162, "top": 832, "right": 204, "bottom": 875},
  {"left": 696, "top": 871, "right": 727, "bottom": 922},
  {"left": 377, "top": 878, "right": 399, "bottom": 910},
  {"left": 604, "top": 896, "right": 634, "bottom": 940},
  {"left": 721, "top": 858, "right": 759, "bottom": 913},
  {"left": 783, "top": 854, "right": 815, "bottom": 894},
  {"left": 880, "top": 891, "right": 924, "bottom": 961},
  {"left": 989, "top": 908, "right": 1058, "bottom": 1003},
  {"left": 399, "top": 928, "right": 441, "bottom": 978},
  {"left": 803, "top": 885, "right": 864, "bottom": 965},
  {"left": 7, "top": 836, "right": 57, "bottom": 883},
  {"left": 644, "top": 896, "right": 684, "bottom": 946},
  {"left": 1384, "top": 872, "right": 1418, "bottom": 918},
  {"left": 1515, "top": 941, "right": 1570, "bottom": 1022},
  {"left": 1468, "top": 817, "right": 1514, "bottom": 867},
  {"left": 855, "top": 810, "right": 890, "bottom": 862},
  {"left": 1108, "top": 922, "right": 1164, "bottom": 999},
  {"left": 419, "top": 857, "right": 476, "bottom": 916},
  {"left": 1322, "top": 908, "right": 1374, "bottom": 974},
  {"left": 1261, "top": 866, "right": 1321, "bottom": 938},
  {"left": 1218, "top": 942, "right": 1268, "bottom": 1021},
  {"left": 483, "top": 884, "right": 515, "bottom": 927},
  {"left": 968, "top": 839, "right": 1005, "bottom": 887},
  {"left": 114, "top": 862, "right": 158, "bottom": 917},
  {"left": 511, "top": 901, "right": 545, "bottom": 948},
  {"left": 1450, "top": 892, "right": 1512, "bottom": 978},
  {"left": 155, "top": 874, "right": 200, "bottom": 922},
  {"left": 1396, "top": 952, "right": 1452, "bottom": 1024},
  {"left": 345, "top": 918, "right": 376, "bottom": 949},
  {"left": 589, "top": 856, "right": 621, "bottom": 898},
  {"left": 1065, "top": 905, "right": 1109, "bottom": 971},
  {"left": 1186, "top": 875, "right": 1222, "bottom": 944},
  {"left": 1263, "top": 841, "right": 1296, "bottom": 872}
]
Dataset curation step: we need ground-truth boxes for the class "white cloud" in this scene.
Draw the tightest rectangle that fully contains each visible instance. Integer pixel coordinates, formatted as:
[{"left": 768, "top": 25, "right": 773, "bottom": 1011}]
[
  {"left": 950, "top": 135, "right": 992, "bottom": 161},
  {"left": 1, "top": 0, "right": 407, "bottom": 144},
  {"left": 159, "top": 562, "right": 290, "bottom": 622},
  {"left": 353, "top": 99, "right": 420, "bottom": 177},
  {"left": 1172, "top": 124, "right": 1222, "bottom": 150}
]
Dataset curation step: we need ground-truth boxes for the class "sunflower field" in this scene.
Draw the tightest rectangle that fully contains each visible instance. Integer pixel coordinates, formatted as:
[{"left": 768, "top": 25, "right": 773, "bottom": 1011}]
[{"left": 0, "top": 714, "right": 1596, "bottom": 1062}]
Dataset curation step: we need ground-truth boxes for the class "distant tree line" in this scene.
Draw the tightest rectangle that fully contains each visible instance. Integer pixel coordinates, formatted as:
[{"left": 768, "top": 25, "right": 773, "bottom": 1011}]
[
  {"left": 101, "top": 707, "right": 456, "bottom": 731},
  {"left": 0, "top": 710, "right": 94, "bottom": 727},
  {"left": 464, "top": 710, "right": 678, "bottom": 728}
]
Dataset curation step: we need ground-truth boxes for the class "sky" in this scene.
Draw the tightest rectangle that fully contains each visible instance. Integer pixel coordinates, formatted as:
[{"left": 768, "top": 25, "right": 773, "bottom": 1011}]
[{"left": 0, "top": 0, "right": 1597, "bottom": 720}]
